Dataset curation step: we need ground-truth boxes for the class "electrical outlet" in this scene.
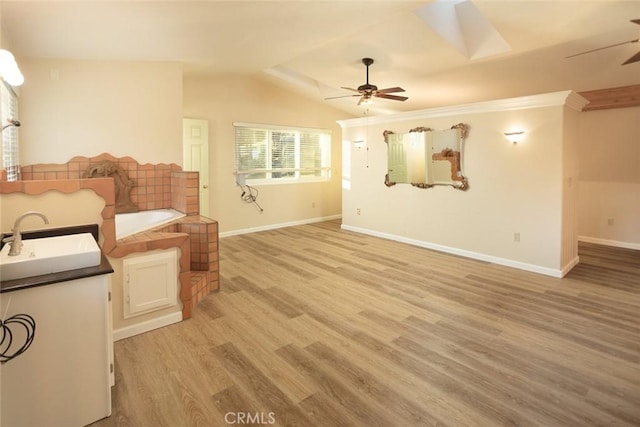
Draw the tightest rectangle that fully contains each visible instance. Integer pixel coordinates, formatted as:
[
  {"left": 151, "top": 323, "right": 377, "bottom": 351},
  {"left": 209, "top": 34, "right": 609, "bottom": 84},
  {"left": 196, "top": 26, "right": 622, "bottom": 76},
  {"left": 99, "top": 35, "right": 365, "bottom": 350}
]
[
  {"left": 514, "top": 232, "right": 520, "bottom": 242},
  {"left": 607, "top": 218, "right": 614, "bottom": 226},
  {"left": 356, "top": 208, "right": 361, "bottom": 216}
]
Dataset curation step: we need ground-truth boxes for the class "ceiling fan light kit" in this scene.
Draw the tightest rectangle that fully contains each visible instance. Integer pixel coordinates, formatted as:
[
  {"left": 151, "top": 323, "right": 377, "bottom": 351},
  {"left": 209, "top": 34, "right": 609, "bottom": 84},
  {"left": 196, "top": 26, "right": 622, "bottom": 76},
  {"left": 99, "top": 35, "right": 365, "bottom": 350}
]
[{"left": 325, "top": 57, "right": 409, "bottom": 106}]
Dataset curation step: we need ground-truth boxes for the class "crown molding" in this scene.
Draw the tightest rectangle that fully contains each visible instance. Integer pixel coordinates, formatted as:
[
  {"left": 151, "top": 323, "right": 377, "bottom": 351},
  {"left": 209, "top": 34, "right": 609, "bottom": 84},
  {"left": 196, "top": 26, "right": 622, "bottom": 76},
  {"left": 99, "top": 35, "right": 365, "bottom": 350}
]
[{"left": 337, "top": 90, "right": 589, "bottom": 129}]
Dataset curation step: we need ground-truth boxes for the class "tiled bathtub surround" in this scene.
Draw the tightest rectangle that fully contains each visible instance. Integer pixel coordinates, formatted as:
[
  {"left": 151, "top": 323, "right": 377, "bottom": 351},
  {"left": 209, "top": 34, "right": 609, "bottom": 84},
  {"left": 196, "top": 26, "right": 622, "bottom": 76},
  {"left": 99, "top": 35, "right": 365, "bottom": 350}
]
[
  {"left": 1, "top": 154, "right": 218, "bottom": 320},
  {"left": 19, "top": 153, "right": 181, "bottom": 212},
  {"left": 170, "top": 171, "right": 200, "bottom": 216}
]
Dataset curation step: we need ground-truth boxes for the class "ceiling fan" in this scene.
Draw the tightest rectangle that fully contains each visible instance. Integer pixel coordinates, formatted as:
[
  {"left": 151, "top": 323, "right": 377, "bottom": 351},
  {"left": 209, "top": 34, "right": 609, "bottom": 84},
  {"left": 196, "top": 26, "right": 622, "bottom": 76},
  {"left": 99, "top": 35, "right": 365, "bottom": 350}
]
[
  {"left": 566, "top": 19, "right": 640, "bottom": 65},
  {"left": 325, "top": 58, "right": 408, "bottom": 105}
]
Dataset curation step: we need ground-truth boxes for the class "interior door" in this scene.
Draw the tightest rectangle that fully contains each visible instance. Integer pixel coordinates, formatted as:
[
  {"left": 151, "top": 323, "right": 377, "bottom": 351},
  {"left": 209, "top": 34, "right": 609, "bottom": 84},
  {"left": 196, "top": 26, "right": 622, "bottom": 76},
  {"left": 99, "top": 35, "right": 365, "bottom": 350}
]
[{"left": 182, "top": 118, "right": 210, "bottom": 217}]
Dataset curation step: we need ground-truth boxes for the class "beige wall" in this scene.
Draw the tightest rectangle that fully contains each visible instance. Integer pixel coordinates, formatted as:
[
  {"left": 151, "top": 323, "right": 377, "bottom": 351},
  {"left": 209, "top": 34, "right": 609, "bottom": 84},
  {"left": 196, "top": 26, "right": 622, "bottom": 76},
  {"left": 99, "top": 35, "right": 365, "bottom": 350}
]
[
  {"left": 561, "top": 106, "right": 581, "bottom": 269},
  {"left": 0, "top": 190, "right": 104, "bottom": 235},
  {"left": 18, "top": 58, "right": 183, "bottom": 165},
  {"left": 183, "top": 75, "right": 349, "bottom": 234},
  {"left": 14, "top": 64, "right": 347, "bottom": 234},
  {"left": 578, "top": 106, "right": 640, "bottom": 248},
  {"left": 341, "top": 92, "right": 584, "bottom": 277}
]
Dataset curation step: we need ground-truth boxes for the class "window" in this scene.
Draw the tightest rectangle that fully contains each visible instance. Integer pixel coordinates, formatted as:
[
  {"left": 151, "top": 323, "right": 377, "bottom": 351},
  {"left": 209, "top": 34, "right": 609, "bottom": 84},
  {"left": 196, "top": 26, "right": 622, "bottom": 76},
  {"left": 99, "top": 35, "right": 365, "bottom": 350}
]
[
  {"left": 1, "top": 81, "right": 19, "bottom": 181},
  {"left": 234, "top": 122, "right": 331, "bottom": 184}
]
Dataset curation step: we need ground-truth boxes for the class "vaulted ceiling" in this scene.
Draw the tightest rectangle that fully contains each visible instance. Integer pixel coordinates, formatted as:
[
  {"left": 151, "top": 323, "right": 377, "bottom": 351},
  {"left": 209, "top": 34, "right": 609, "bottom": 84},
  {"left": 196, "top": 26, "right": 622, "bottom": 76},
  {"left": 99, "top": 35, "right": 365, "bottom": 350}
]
[{"left": 2, "top": 1, "right": 639, "bottom": 116}]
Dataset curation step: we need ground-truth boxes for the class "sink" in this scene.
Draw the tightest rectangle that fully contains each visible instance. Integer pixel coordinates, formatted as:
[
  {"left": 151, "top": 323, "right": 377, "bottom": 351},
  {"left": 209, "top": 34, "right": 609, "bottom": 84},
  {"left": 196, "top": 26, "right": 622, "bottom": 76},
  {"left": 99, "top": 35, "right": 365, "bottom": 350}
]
[{"left": 0, "top": 233, "right": 101, "bottom": 281}]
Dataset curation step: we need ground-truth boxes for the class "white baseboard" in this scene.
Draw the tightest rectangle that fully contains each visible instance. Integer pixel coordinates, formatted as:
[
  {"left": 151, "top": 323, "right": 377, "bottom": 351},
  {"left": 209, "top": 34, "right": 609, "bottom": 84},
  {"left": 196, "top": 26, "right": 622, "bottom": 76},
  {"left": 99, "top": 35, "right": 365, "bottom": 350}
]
[
  {"left": 341, "top": 224, "right": 566, "bottom": 278},
  {"left": 578, "top": 236, "right": 640, "bottom": 250},
  {"left": 560, "top": 256, "right": 580, "bottom": 278},
  {"left": 113, "top": 311, "right": 183, "bottom": 341},
  {"left": 220, "top": 214, "right": 342, "bottom": 238}
]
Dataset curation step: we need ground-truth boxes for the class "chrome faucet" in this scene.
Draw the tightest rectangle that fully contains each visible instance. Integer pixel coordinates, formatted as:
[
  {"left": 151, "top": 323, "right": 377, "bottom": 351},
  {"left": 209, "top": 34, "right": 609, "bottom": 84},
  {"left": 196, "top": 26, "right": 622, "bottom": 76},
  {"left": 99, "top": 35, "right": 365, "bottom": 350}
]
[{"left": 3, "top": 211, "right": 49, "bottom": 256}]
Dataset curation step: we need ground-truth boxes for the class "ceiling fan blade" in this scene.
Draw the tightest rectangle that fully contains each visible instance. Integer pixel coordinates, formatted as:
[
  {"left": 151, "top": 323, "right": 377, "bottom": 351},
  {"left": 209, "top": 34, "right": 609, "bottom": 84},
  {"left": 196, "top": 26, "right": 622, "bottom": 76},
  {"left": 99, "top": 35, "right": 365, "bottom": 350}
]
[
  {"left": 566, "top": 39, "right": 639, "bottom": 58},
  {"left": 631, "top": 18, "right": 640, "bottom": 25},
  {"left": 375, "top": 93, "right": 408, "bottom": 102},
  {"left": 324, "top": 94, "right": 360, "bottom": 100},
  {"left": 622, "top": 50, "right": 640, "bottom": 65},
  {"left": 338, "top": 58, "right": 408, "bottom": 105},
  {"left": 376, "top": 87, "right": 405, "bottom": 94}
]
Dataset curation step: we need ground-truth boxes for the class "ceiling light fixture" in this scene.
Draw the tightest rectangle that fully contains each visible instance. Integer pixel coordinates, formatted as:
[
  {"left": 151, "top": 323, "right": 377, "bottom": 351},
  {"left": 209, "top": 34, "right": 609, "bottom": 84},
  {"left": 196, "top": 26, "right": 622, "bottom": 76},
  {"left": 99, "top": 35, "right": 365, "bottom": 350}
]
[{"left": 0, "top": 49, "right": 24, "bottom": 86}]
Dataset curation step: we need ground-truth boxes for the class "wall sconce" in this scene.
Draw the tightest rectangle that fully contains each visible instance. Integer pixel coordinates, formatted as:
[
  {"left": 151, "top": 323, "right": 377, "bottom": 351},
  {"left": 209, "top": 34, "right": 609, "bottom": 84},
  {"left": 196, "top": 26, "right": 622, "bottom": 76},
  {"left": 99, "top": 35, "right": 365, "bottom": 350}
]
[
  {"left": 504, "top": 130, "right": 525, "bottom": 144},
  {"left": 0, "top": 49, "right": 24, "bottom": 86},
  {"left": 353, "top": 140, "right": 366, "bottom": 149}
]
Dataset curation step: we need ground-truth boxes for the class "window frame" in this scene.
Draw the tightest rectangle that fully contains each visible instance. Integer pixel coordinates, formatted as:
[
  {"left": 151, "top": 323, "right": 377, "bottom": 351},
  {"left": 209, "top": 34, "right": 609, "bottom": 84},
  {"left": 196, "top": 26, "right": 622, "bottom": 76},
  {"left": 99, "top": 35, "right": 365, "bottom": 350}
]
[
  {"left": 234, "top": 122, "right": 331, "bottom": 185},
  {"left": 1, "top": 80, "right": 19, "bottom": 181}
]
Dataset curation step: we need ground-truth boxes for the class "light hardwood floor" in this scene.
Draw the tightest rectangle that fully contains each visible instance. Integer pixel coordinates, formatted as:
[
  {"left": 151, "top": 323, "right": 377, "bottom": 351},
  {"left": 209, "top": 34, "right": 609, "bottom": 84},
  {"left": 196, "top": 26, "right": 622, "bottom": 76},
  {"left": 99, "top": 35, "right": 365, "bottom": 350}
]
[{"left": 92, "top": 220, "right": 640, "bottom": 426}]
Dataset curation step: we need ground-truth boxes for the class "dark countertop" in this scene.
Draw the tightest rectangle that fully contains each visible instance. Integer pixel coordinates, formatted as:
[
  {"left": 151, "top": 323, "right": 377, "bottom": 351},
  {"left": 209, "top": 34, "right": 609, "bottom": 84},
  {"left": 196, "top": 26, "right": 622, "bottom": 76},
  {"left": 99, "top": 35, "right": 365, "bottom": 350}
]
[
  {"left": 1, "top": 254, "right": 114, "bottom": 293},
  {"left": 1, "top": 224, "right": 114, "bottom": 294}
]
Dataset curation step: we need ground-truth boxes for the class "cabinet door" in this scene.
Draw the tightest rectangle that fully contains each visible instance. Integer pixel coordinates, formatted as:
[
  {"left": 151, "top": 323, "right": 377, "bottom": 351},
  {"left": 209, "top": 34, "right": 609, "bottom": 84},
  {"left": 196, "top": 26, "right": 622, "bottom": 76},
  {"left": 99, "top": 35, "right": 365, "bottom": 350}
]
[
  {"left": 1, "top": 276, "right": 112, "bottom": 426},
  {"left": 123, "top": 250, "right": 178, "bottom": 318}
]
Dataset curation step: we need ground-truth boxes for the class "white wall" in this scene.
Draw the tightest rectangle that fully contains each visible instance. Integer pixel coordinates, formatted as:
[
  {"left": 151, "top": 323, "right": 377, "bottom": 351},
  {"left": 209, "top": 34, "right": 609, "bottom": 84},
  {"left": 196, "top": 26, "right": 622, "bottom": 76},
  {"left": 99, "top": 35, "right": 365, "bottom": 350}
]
[
  {"left": 18, "top": 59, "right": 183, "bottom": 165},
  {"left": 341, "top": 92, "right": 585, "bottom": 277},
  {"left": 183, "top": 75, "right": 349, "bottom": 234},
  {"left": 578, "top": 106, "right": 640, "bottom": 249}
]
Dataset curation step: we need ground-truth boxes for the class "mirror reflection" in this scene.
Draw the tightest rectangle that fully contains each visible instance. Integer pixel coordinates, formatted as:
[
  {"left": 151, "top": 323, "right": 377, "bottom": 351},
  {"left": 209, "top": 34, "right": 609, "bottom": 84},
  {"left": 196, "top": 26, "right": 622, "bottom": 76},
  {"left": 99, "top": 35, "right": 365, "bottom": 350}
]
[{"left": 384, "top": 123, "right": 469, "bottom": 190}]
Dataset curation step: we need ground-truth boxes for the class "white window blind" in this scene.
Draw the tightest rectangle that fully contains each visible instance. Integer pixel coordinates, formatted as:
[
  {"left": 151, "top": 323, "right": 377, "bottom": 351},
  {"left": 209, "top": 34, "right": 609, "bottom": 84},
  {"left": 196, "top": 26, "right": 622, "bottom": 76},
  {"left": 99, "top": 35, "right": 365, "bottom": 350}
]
[
  {"left": 234, "top": 122, "right": 331, "bottom": 184},
  {"left": 1, "top": 81, "right": 19, "bottom": 181}
]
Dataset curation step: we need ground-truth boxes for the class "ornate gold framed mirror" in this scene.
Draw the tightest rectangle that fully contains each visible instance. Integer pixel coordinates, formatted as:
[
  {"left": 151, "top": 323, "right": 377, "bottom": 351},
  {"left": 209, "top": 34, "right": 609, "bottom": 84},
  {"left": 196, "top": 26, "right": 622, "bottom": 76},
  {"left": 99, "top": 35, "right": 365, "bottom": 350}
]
[{"left": 384, "top": 123, "right": 469, "bottom": 190}]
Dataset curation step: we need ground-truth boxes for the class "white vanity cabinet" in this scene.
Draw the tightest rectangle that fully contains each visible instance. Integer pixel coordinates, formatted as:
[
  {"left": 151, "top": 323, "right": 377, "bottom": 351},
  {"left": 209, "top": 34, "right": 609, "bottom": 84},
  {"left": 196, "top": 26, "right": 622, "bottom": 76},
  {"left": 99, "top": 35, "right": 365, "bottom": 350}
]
[{"left": 1, "top": 275, "right": 113, "bottom": 426}]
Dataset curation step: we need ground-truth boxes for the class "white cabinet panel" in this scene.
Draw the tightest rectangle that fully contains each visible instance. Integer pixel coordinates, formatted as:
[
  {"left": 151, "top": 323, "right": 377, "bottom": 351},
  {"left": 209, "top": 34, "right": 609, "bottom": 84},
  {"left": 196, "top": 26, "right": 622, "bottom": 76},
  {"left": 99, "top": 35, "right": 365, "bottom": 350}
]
[
  {"left": 1, "top": 276, "right": 112, "bottom": 427},
  {"left": 123, "top": 250, "right": 178, "bottom": 319}
]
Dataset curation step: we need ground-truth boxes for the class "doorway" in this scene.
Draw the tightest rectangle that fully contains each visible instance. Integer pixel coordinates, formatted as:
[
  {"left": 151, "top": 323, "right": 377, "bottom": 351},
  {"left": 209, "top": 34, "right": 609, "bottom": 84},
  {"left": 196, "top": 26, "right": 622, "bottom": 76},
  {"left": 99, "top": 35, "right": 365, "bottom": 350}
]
[{"left": 182, "top": 118, "right": 210, "bottom": 217}]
